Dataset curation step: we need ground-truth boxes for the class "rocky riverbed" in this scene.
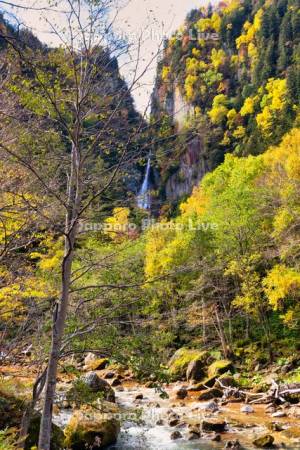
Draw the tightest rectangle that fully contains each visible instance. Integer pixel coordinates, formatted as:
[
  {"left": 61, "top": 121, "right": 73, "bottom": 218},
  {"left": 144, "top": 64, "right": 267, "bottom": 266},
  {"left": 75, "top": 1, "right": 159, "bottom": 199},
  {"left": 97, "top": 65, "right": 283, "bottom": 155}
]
[
  {"left": 51, "top": 375, "right": 300, "bottom": 449},
  {"left": 2, "top": 353, "right": 300, "bottom": 449}
]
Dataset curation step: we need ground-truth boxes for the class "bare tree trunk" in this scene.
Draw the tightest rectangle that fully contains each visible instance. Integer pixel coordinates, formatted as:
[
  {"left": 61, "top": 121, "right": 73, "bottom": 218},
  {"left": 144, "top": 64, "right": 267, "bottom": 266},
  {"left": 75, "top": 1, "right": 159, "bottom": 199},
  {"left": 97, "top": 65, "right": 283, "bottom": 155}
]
[
  {"left": 38, "top": 141, "right": 81, "bottom": 450},
  {"left": 38, "top": 231, "right": 75, "bottom": 450}
]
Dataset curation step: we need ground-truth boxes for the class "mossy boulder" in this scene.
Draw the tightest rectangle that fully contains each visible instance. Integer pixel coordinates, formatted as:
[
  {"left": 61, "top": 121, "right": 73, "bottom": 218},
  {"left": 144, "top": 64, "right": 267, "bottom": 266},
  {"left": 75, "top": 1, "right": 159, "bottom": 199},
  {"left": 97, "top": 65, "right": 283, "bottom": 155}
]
[
  {"left": 207, "top": 360, "right": 233, "bottom": 378},
  {"left": 0, "top": 393, "right": 23, "bottom": 429},
  {"left": 24, "top": 413, "right": 64, "bottom": 450},
  {"left": 0, "top": 386, "right": 64, "bottom": 450},
  {"left": 168, "top": 348, "right": 209, "bottom": 380},
  {"left": 64, "top": 409, "right": 120, "bottom": 449},
  {"left": 253, "top": 434, "right": 274, "bottom": 448},
  {"left": 186, "top": 359, "right": 206, "bottom": 382},
  {"left": 67, "top": 372, "right": 115, "bottom": 406}
]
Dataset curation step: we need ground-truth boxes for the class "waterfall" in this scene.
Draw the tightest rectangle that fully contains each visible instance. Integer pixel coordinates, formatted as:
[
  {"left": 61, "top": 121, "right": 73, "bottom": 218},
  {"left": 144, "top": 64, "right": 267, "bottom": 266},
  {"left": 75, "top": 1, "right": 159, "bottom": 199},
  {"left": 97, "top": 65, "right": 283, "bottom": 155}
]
[{"left": 137, "top": 155, "right": 151, "bottom": 209}]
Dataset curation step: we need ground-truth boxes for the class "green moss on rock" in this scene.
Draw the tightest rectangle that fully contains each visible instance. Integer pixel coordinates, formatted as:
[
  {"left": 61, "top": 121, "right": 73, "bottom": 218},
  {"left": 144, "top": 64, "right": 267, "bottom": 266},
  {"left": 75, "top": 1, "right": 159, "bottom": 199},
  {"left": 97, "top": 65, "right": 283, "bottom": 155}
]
[
  {"left": 25, "top": 413, "right": 64, "bottom": 450},
  {"left": 168, "top": 348, "right": 209, "bottom": 380},
  {"left": 253, "top": 434, "right": 274, "bottom": 448},
  {"left": 207, "top": 360, "right": 233, "bottom": 378},
  {"left": 64, "top": 409, "right": 120, "bottom": 449}
]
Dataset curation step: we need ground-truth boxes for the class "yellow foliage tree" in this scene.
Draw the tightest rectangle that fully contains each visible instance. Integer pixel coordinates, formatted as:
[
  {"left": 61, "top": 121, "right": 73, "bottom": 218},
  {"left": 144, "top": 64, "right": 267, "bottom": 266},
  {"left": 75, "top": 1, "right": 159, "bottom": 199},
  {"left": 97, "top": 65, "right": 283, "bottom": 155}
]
[
  {"left": 105, "top": 207, "right": 131, "bottom": 241},
  {"left": 236, "top": 9, "right": 263, "bottom": 49},
  {"left": 185, "top": 74, "right": 198, "bottom": 101},
  {"left": 211, "top": 48, "right": 226, "bottom": 69},
  {"left": 263, "top": 264, "right": 300, "bottom": 327},
  {"left": 256, "top": 78, "right": 287, "bottom": 135},
  {"left": 208, "top": 94, "right": 229, "bottom": 124}
]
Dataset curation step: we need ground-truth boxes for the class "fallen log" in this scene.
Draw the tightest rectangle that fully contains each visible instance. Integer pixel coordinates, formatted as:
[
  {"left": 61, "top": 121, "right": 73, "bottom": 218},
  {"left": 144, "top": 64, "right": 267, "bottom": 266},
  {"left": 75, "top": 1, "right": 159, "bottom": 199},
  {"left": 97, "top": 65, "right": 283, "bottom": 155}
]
[{"left": 215, "top": 378, "right": 300, "bottom": 405}]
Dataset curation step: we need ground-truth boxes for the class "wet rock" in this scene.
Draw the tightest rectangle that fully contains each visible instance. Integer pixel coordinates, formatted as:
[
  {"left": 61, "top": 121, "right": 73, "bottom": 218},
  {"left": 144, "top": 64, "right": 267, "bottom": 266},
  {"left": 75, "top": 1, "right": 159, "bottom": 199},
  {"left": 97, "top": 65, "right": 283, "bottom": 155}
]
[
  {"left": 64, "top": 409, "right": 119, "bottom": 449},
  {"left": 135, "top": 393, "right": 143, "bottom": 400},
  {"left": 253, "top": 434, "right": 274, "bottom": 448},
  {"left": 187, "top": 431, "right": 201, "bottom": 440},
  {"left": 104, "top": 372, "right": 115, "bottom": 379},
  {"left": 211, "top": 432, "right": 222, "bottom": 442},
  {"left": 268, "top": 422, "right": 284, "bottom": 432},
  {"left": 111, "top": 378, "right": 122, "bottom": 387},
  {"left": 198, "top": 388, "right": 223, "bottom": 400},
  {"left": 188, "top": 424, "right": 201, "bottom": 434},
  {"left": 170, "top": 431, "right": 182, "bottom": 440},
  {"left": 159, "top": 390, "right": 169, "bottom": 399},
  {"left": 240, "top": 404, "right": 254, "bottom": 414},
  {"left": 176, "top": 387, "right": 187, "bottom": 399},
  {"left": 224, "top": 439, "right": 242, "bottom": 448},
  {"left": 176, "top": 422, "right": 187, "bottom": 429},
  {"left": 74, "top": 372, "right": 115, "bottom": 403},
  {"left": 205, "top": 400, "right": 219, "bottom": 412},
  {"left": 271, "top": 410, "right": 286, "bottom": 418},
  {"left": 156, "top": 419, "right": 164, "bottom": 426},
  {"left": 169, "top": 418, "right": 180, "bottom": 427},
  {"left": 186, "top": 359, "right": 206, "bottom": 382},
  {"left": 202, "top": 419, "right": 226, "bottom": 432}
]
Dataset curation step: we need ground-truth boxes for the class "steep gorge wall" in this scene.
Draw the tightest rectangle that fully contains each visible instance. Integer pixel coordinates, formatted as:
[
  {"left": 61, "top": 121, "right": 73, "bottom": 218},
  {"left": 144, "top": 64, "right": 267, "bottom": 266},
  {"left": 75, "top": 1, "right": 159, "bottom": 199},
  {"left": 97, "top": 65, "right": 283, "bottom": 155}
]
[{"left": 150, "top": 0, "right": 300, "bottom": 206}]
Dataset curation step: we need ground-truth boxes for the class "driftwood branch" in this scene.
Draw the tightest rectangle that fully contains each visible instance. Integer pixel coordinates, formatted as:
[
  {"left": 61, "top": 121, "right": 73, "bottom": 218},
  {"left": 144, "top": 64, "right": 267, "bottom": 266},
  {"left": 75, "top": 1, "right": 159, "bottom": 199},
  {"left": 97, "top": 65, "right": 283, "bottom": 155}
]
[{"left": 215, "top": 378, "right": 300, "bottom": 404}]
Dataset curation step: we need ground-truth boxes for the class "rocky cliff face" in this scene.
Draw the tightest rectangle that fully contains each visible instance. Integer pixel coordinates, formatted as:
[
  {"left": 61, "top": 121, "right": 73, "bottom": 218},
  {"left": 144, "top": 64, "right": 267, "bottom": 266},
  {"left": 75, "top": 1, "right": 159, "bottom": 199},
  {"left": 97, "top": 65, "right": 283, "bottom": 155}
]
[
  {"left": 151, "top": 79, "right": 213, "bottom": 204},
  {"left": 165, "top": 135, "right": 209, "bottom": 201},
  {"left": 150, "top": 0, "right": 300, "bottom": 207}
]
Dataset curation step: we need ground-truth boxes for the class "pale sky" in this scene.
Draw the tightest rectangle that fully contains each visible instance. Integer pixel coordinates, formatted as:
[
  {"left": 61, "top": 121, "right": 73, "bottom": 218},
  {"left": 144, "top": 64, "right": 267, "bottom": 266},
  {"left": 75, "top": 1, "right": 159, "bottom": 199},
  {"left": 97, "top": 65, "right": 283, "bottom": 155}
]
[{"left": 1, "top": 0, "right": 210, "bottom": 113}]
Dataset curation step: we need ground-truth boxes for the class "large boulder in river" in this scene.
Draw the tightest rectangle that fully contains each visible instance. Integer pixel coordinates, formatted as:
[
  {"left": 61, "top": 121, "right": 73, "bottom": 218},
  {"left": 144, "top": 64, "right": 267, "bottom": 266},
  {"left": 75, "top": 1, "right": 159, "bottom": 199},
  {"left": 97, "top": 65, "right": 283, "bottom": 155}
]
[
  {"left": 202, "top": 419, "right": 226, "bottom": 432},
  {"left": 67, "top": 372, "right": 115, "bottom": 405},
  {"left": 186, "top": 359, "right": 206, "bottom": 382},
  {"left": 253, "top": 434, "right": 274, "bottom": 448},
  {"left": 83, "top": 372, "right": 115, "bottom": 400},
  {"left": 207, "top": 360, "right": 233, "bottom": 378},
  {"left": 168, "top": 348, "right": 209, "bottom": 380},
  {"left": 64, "top": 409, "right": 120, "bottom": 449}
]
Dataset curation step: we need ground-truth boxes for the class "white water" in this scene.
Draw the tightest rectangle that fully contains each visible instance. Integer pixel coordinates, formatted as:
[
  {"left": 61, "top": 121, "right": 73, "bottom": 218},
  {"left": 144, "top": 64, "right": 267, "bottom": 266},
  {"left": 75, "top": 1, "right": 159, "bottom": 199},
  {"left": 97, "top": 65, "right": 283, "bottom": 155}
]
[
  {"left": 137, "top": 156, "right": 151, "bottom": 210},
  {"left": 109, "top": 385, "right": 223, "bottom": 450},
  {"left": 53, "top": 382, "right": 281, "bottom": 450}
]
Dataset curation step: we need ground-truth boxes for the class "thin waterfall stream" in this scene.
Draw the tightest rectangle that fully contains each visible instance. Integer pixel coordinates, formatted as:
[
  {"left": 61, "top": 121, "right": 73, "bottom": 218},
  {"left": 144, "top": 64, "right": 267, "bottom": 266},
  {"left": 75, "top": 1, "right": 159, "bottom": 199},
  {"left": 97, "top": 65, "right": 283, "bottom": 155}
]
[{"left": 137, "top": 155, "right": 151, "bottom": 210}]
